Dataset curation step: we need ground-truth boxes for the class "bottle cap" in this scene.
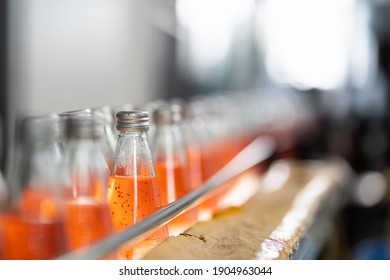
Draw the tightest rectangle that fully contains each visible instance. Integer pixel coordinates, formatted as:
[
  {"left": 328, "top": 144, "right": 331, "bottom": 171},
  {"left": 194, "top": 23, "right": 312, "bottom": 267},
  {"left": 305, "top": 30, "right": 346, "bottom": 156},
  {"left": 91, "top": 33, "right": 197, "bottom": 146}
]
[
  {"left": 20, "top": 114, "right": 60, "bottom": 142},
  {"left": 116, "top": 110, "right": 149, "bottom": 131},
  {"left": 57, "top": 109, "right": 93, "bottom": 134},
  {"left": 64, "top": 114, "right": 105, "bottom": 139},
  {"left": 152, "top": 104, "right": 182, "bottom": 125}
]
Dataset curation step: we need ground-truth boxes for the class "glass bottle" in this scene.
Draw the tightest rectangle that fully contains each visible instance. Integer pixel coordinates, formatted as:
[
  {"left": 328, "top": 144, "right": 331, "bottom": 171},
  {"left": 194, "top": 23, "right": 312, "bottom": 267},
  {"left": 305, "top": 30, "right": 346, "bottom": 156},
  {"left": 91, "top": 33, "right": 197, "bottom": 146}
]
[
  {"left": 178, "top": 102, "right": 204, "bottom": 192},
  {"left": 0, "top": 170, "right": 6, "bottom": 209},
  {"left": 151, "top": 105, "right": 197, "bottom": 236},
  {"left": 136, "top": 99, "right": 168, "bottom": 143},
  {"left": 0, "top": 115, "right": 66, "bottom": 259},
  {"left": 107, "top": 110, "right": 168, "bottom": 260},
  {"left": 60, "top": 114, "right": 114, "bottom": 256},
  {"left": 186, "top": 98, "right": 221, "bottom": 221},
  {"left": 57, "top": 109, "right": 92, "bottom": 153},
  {"left": 59, "top": 109, "right": 114, "bottom": 174},
  {"left": 90, "top": 106, "right": 117, "bottom": 169}
]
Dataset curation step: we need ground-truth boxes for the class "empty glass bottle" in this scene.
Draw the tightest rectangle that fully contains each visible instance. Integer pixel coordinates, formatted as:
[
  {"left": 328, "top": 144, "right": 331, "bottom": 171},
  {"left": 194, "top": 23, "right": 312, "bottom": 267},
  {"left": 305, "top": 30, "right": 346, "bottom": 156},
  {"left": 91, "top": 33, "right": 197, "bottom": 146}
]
[
  {"left": 60, "top": 114, "right": 114, "bottom": 256},
  {"left": 0, "top": 115, "right": 66, "bottom": 259},
  {"left": 107, "top": 110, "right": 168, "bottom": 260}
]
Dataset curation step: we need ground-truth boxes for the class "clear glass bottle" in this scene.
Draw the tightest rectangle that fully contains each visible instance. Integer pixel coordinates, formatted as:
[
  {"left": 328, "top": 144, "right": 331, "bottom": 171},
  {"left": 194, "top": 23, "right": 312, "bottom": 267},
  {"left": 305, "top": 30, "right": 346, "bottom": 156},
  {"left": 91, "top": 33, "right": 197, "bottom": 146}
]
[
  {"left": 59, "top": 109, "right": 114, "bottom": 174},
  {"left": 136, "top": 99, "right": 168, "bottom": 143},
  {"left": 180, "top": 102, "right": 204, "bottom": 192},
  {"left": 57, "top": 109, "right": 92, "bottom": 152},
  {"left": 0, "top": 170, "right": 6, "bottom": 209},
  {"left": 60, "top": 114, "right": 114, "bottom": 257},
  {"left": 0, "top": 115, "right": 66, "bottom": 259},
  {"left": 186, "top": 98, "right": 222, "bottom": 221},
  {"left": 90, "top": 106, "right": 117, "bottom": 168},
  {"left": 151, "top": 105, "right": 197, "bottom": 236},
  {"left": 107, "top": 110, "right": 168, "bottom": 260}
]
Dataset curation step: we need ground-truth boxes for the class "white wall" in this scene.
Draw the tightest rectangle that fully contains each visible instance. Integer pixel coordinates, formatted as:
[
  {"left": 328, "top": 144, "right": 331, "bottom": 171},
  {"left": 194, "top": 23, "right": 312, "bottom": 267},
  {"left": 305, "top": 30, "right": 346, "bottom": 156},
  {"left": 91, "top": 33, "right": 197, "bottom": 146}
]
[{"left": 9, "top": 0, "right": 168, "bottom": 116}]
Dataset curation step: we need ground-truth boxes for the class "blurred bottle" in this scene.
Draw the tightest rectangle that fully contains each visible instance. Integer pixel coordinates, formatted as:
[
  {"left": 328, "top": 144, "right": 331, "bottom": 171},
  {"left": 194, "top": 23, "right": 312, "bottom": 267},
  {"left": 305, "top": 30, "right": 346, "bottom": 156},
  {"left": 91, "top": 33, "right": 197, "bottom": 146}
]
[
  {"left": 90, "top": 106, "right": 117, "bottom": 169},
  {"left": 179, "top": 102, "right": 204, "bottom": 192},
  {"left": 0, "top": 170, "right": 6, "bottom": 208},
  {"left": 59, "top": 108, "right": 114, "bottom": 173},
  {"left": 91, "top": 106, "right": 117, "bottom": 152},
  {"left": 184, "top": 99, "right": 219, "bottom": 221},
  {"left": 136, "top": 99, "right": 168, "bottom": 143},
  {"left": 107, "top": 110, "right": 168, "bottom": 260},
  {"left": 57, "top": 109, "right": 92, "bottom": 152},
  {"left": 0, "top": 115, "right": 66, "bottom": 259},
  {"left": 194, "top": 96, "right": 237, "bottom": 219},
  {"left": 151, "top": 105, "right": 198, "bottom": 236},
  {"left": 60, "top": 114, "right": 113, "bottom": 257},
  {"left": 171, "top": 99, "right": 205, "bottom": 222}
]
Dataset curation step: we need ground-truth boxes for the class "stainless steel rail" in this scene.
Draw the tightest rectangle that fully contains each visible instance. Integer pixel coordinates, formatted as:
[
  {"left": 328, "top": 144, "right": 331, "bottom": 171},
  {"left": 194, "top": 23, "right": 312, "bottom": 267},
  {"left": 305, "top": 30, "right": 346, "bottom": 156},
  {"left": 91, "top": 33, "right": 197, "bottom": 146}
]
[{"left": 58, "top": 135, "right": 276, "bottom": 260}]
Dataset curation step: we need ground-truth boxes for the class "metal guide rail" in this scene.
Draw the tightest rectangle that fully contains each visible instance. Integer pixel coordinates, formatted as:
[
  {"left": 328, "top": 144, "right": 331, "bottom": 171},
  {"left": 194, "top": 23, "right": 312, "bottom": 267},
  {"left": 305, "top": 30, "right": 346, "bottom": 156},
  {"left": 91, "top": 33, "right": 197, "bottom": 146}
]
[{"left": 58, "top": 135, "right": 276, "bottom": 260}]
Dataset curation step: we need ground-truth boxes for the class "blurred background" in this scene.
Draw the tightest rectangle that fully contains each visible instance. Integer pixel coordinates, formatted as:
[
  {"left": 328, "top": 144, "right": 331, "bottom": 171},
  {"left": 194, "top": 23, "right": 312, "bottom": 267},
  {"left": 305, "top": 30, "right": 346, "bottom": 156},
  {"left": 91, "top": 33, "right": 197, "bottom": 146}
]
[{"left": 1, "top": 0, "right": 390, "bottom": 259}]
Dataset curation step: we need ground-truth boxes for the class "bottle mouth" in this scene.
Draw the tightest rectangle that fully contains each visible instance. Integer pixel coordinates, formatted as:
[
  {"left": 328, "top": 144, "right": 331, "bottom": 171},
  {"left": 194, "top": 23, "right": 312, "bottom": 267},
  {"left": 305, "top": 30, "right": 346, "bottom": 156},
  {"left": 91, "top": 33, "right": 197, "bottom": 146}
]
[{"left": 116, "top": 110, "right": 149, "bottom": 131}]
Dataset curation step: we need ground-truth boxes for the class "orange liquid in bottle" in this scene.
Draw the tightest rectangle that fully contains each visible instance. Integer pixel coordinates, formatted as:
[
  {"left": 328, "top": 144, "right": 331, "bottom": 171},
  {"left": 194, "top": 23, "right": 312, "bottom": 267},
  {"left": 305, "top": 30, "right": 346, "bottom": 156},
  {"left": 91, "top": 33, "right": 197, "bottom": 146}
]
[
  {"left": 218, "top": 137, "right": 242, "bottom": 202},
  {"left": 0, "top": 188, "right": 65, "bottom": 260},
  {"left": 186, "top": 146, "right": 203, "bottom": 190},
  {"left": 107, "top": 175, "right": 168, "bottom": 260},
  {"left": 61, "top": 174, "right": 114, "bottom": 257},
  {"left": 154, "top": 159, "right": 197, "bottom": 236},
  {"left": 185, "top": 146, "right": 202, "bottom": 222},
  {"left": 63, "top": 199, "right": 113, "bottom": 251},
  {"left": 198, "top": 143, "right": 224, "bottom": 220},
  {"left": 0, "top": 214, "right": 65, "bottom": 260}
]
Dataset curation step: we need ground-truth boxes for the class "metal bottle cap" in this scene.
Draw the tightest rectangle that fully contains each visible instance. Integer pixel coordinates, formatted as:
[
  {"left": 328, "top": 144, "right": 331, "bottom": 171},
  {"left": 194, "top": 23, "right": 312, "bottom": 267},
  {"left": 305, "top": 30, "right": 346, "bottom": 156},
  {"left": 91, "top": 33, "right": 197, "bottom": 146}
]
[
  {"left": 152, "top": 104, "right": 182, "bottom": 125},
  {"left": 20, "top": 114, "right": 60, "bottom": 141},
  {"left": 116, "top": 110, "right": 149, "bottom": 132},
  {"left": 57, "top": 109, "right": 93, "bottom": 133},
  {"left": 65, "top": 114, "right": 105, "bottom": 139}
]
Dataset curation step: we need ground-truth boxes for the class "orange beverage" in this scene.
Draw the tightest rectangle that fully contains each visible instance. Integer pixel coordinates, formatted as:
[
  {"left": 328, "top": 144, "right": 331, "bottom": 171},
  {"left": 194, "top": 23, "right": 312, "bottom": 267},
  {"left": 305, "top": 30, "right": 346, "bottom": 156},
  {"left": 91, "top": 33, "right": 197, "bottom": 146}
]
[
  {"left": 184, "top": 145, "right": 203, "bottom": 223},
  {"left": 107, "top": 175, "right": 168, "bottom": 260},
  {"left": 198, "top": 142, "right": 225, "bottom": 220},
  {"left": 185, "top": 145, "right": 203, "bottom": 190},
  {"left": 63, "top": 198, "right": 113, "bottom": 251},
  {"left": 154, "top": 159, "right": 197, "bottom": 236},
  {"left": 0, "top": 214, "right": 65, "bottom": 260},
  {"left": 60, "top": 170, "right": 114, "bottom": 258},
  {"left": 218, "top": 137, "right": 243, "bottom": 197},
  {"left": 0, "top": 188, "right": 65, "bottom": 260},
  {"left": 19, "top": 188, "right": 59, "bottom": 219}
]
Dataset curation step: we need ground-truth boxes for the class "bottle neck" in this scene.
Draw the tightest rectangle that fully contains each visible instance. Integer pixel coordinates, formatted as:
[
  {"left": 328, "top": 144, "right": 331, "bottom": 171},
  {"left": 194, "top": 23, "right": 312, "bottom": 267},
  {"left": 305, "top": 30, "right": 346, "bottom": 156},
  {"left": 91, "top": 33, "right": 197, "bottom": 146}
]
[
  {"left": 111, "top": 129, "right": 156, "bottom": 177},
  {"left": 117, "top": 130, "right": 148, "bottom": 138},
  {"left": 61, "top": 137, "right": 109, "bottom": 199}
]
